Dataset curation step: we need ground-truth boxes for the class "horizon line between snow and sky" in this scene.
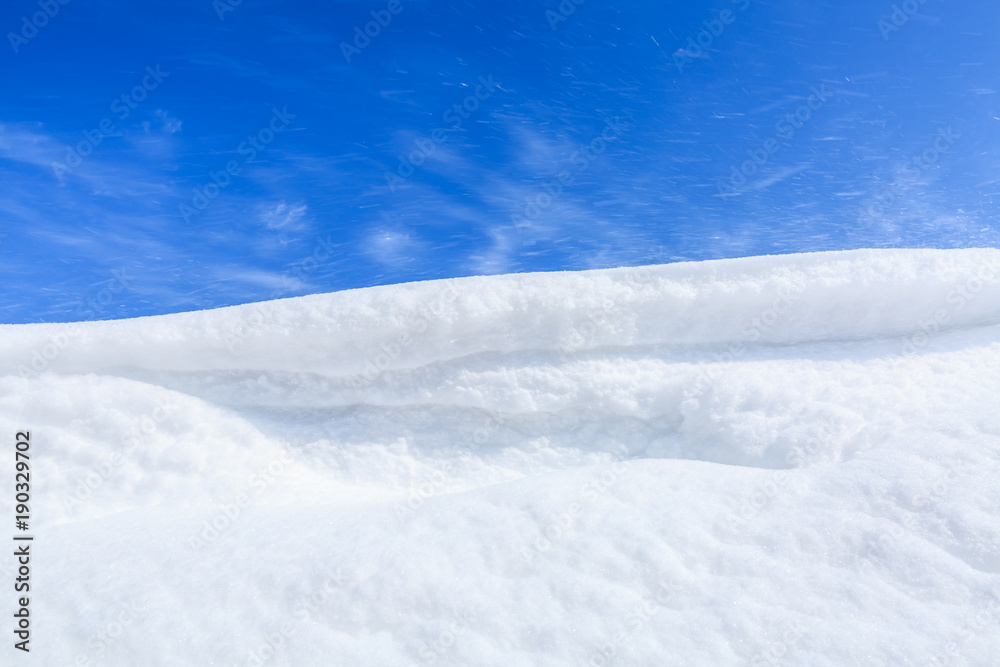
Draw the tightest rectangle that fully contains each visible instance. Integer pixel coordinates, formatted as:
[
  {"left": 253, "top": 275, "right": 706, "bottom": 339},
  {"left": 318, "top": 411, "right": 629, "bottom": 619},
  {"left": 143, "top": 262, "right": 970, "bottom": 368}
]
[{"left": 2, "top": 0, "right": 999, "bottom": 324}]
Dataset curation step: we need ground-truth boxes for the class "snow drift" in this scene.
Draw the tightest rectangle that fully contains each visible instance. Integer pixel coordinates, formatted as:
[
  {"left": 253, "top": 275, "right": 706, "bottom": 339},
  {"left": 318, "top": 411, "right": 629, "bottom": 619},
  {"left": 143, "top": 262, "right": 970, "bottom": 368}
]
[{"left": 2, "top": 248, "right": 999, "bottom": 665}]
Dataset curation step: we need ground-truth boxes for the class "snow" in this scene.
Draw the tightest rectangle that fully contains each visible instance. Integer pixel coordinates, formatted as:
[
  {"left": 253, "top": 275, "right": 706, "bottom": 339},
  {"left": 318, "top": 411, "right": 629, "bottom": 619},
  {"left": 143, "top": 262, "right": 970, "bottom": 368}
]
[{"left": 2, "top": 248, "right": 1000, "bottom": 666}]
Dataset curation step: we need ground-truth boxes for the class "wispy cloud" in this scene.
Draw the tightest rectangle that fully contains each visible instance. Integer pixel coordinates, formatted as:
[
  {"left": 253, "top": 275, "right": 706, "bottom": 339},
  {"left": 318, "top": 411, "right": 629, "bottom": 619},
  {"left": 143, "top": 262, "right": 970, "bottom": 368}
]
[{"left": 257, "top": 201, "right": 309, "bottom": 231}]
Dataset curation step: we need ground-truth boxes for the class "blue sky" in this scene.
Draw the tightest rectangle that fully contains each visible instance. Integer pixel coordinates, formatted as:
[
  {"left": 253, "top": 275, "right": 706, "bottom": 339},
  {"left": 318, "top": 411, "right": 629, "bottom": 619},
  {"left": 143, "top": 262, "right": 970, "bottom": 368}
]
[{"left": 2, "top": 0, "right": 999, "bottom": 323}]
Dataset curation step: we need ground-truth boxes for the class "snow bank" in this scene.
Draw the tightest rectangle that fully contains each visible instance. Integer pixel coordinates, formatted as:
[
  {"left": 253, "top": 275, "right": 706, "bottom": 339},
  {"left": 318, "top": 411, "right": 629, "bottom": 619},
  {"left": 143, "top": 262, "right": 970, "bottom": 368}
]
[
  {"left": 5, "top": 248, "right": 1000, "bottom": 376},
  {"left": 1, "top": 248, "right": 999, "bottom": 665}
]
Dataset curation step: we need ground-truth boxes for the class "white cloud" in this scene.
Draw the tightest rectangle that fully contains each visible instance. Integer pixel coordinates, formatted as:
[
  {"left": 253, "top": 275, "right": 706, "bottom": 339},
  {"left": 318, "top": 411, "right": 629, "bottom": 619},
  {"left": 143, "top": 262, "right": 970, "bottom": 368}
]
[
  {"left": 257, "top": 201, "right": 308, "bottom": 231},
  {"left": 143, "top": 109, "right": 182, "bottom": 135}
]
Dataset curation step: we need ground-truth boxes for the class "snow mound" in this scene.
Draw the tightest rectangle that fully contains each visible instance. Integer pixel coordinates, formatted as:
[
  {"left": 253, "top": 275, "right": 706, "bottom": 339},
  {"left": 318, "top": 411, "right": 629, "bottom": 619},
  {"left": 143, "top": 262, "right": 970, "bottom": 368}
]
[{"left": 2, "top": 248, "right": 999, "bottom": 665}]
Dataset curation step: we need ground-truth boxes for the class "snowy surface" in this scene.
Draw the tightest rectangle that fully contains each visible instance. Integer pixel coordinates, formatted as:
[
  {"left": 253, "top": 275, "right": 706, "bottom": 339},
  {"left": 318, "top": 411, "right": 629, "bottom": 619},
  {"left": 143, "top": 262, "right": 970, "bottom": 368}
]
[{"left": 2, "top": 248, "right": 1000, "bottom": 665}]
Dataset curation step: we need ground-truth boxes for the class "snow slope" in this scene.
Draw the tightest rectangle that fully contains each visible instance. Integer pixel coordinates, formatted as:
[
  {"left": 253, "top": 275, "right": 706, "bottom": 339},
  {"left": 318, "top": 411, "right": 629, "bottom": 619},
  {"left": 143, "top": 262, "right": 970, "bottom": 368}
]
[{"left": 2, "top": 248, "right": 1000, "bottom": 666}]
